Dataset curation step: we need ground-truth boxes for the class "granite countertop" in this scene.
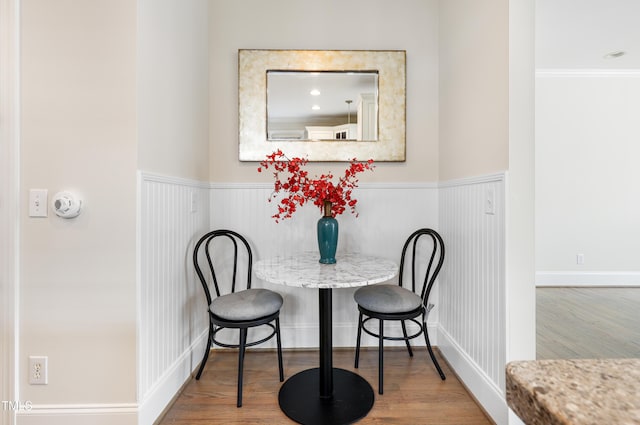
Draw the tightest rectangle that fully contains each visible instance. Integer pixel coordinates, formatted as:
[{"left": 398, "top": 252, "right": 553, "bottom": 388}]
[{"left": 506, "top": 359, "right": 640, "bottom": 425}]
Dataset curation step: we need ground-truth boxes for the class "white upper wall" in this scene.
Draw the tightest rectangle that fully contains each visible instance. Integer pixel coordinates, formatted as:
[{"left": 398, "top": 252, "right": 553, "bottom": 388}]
[
  {"left": 438, "top": 0, "right": 509, "bottom": 181},
  {"left": 20, "top": 0, "right": 138, "bottom": 404},
  {"left": 137, "top": 0, "right": 210, "bottom": 181},
  {"left": 535, "top": 72, "right": 640, "bottom": 273},
  {"left": 208, "top": 0, "right": 439, "bottom": 183},
  {"left": 19, "top": 0, "right": 211, "bottom": 412}
]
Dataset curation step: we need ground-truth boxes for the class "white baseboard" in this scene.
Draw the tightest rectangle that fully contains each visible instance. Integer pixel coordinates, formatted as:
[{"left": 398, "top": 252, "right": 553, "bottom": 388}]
[
  {"left": 437, "top": 326, "right": 507, "bottom": 425},
  {"left": 536, "top": 271, "right": 640, "bottom": 287},
  {"left": 15, "top": 404, "right": 138, "bottom": 425},
  {"left": 138, "top": 329, "right": 208, "bottom": 425}
]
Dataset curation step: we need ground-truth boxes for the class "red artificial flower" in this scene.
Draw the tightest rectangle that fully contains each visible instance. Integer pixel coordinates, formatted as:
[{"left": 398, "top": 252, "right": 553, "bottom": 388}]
[{"left": 258, "top": 150, "right": 374, "bottom": 222}]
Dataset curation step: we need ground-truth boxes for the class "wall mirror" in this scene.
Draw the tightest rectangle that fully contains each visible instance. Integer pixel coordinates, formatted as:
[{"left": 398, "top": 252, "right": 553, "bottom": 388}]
[{"left": 239, "top": 49, "right": 406, "bottom": 162}]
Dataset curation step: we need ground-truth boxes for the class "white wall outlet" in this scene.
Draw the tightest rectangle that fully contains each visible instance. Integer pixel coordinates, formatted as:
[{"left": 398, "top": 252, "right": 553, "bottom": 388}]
[
  {"left": 577, "top": 253, "right": 585, "bottom": 265},
  {"left": 29, "top": 355, "right": 48, "bottom": 385},
  {"left": 28, "top": 189, "right": 48, "bottom": 217}
]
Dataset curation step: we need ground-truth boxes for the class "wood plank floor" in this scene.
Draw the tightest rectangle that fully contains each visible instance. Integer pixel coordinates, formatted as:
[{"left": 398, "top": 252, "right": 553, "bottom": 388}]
[
  {"left": 537, "top": 287, "right": 640, "bottom": 359},
  {"left": 157, "top": 347, "right": 493, "bottom": 425},
  {"left": 158, "top": 287, "right": 638, "bottom": 423}
]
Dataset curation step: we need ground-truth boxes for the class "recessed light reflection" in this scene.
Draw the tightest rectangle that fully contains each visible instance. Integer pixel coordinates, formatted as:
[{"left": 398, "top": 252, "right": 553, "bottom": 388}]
[
  {"left": 310, "top": 89, "right": 321, "bottom": 96},
  {"left": 312, "top": 105, "right": 320, "bottom": 110}
]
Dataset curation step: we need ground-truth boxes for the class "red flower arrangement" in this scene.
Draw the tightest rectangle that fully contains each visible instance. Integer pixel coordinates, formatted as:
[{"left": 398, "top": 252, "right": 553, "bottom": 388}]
[{"left": 258, "top": 150, "right": 375, "bottom": 222}]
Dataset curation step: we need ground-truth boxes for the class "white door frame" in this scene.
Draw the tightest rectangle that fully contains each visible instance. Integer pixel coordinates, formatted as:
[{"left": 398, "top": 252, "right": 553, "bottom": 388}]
[{"left": 1, "top": 0, "right": 20, "bottom": 423}]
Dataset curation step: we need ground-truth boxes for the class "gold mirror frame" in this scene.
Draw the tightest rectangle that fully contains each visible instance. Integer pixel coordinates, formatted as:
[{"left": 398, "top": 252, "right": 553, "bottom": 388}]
[{"left": 238, "top": 49, "right": 406, "bottom": 162}]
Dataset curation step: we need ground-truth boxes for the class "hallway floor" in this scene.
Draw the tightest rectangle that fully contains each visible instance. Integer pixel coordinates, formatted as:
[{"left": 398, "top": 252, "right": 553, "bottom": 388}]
[{"left": 537, "top": 287, "right": 640, "bottom": 359}]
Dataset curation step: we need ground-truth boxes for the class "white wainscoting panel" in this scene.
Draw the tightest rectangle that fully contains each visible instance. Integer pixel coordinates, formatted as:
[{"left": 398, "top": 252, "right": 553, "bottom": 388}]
[
  {"left": 438, "top": 173, "right": 507, "bottom": 424},
  {"left": 137, "top": 172, "right": 211, "bottom": 424},
  {"left": 210, "top": 183, "right": 438, "bottom": 349},
  {"left": 135, "top": 176, "right": 507, "bottom": 424}
]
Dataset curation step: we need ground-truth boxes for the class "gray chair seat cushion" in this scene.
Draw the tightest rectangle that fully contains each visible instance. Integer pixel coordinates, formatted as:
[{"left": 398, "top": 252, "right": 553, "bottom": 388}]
[
  {"left": 210, "top": 288, "right": 283, "bottom": 321},
  {"left": 354, "top": 284, "right": 422, "bottom": 314}
]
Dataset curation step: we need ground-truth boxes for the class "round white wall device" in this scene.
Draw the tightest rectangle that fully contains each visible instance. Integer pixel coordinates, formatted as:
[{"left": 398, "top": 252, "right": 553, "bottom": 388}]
[{"left": 52, "top": 191, "right": 82, "bottom": 219}]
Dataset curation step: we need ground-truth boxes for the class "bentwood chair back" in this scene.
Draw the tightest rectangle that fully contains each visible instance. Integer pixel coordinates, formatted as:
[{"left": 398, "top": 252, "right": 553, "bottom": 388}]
[
  {"left": 353, "top": 228, "right": 445, "bottom": 394},
  {"left": 193, "top": 229, "right": 284, "bottom": 407}
]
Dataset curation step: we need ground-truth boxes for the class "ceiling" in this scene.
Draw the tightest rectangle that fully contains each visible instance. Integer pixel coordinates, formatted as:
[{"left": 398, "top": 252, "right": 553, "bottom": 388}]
[
  {"left": 265, "top": 1, "right": 639, "bottom": 124},
  {"left": 536, "top": 0, "right": 640, "bottom": 69}
]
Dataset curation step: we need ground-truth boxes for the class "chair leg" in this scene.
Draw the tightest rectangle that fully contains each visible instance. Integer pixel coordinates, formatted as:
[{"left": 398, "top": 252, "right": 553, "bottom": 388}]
[
  {"left": 275, "top": 317, "right": 284, "bottom": 382},
  {"left": 237, "top": 328, "right": 248, "bottom": 407},
  {"left": 401, "top": 320, "right": 414, "bottom": 357},
  {"left": 423, "top": 322, "right": 446, "bottom": 380},
  {"left": 378, "top": 319, "right": 384, "bottom": 395},
  {"left": 355, "top": 312, "right": 363, "bottom": 368},
  {"left": 196, "top": 323, "right": 214, "bottom": 380}
]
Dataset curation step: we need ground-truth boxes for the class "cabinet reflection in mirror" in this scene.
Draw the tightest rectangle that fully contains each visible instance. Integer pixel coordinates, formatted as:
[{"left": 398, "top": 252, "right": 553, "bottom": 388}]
[
  {"left": 239, "top": 49, "right": 405, "bottom": 162},
  {"left": 267, "top": 71, "right": 378, "bottom": 142}
]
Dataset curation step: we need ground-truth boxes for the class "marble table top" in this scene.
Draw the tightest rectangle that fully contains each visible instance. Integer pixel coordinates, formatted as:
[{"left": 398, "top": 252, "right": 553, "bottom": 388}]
[
  {"left": 506, "top": 358, "right": 640, "bottom": 425},
  {"left": 254, "top": 252, "right": 398, "bottom": 289}
]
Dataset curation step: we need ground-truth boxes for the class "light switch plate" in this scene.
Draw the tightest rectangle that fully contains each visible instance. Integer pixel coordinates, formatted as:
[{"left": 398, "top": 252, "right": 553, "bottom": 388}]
[{"left": 29, "top": 189, "right": 48, "bottom": 217}]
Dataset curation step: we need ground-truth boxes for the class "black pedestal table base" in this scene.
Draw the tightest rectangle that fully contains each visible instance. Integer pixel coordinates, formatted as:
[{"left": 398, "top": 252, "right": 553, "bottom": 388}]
[
  {"left": 278, "top": 367, "right": 375, "bottom": 425},
  {"left": 253, "top": 257, "right": 398, "bottom": 425}
]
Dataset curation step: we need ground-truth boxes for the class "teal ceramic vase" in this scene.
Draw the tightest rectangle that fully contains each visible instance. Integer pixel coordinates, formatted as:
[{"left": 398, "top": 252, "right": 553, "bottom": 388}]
[{"left": 317, "top": 201, "right": 338, "bottom": 264}]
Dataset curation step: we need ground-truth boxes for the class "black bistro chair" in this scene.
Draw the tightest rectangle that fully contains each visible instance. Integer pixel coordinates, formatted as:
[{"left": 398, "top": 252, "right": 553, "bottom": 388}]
[
  {"left": 353, "top": 228, "right": 446, "bottom": 394},
  {"left": 193, "top": 229, "right": 284, "bottom": 407}
]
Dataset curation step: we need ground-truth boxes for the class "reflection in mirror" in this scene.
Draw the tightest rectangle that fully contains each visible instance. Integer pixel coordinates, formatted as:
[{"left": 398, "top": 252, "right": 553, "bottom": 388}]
[{"left": 266, "top": 71, "right": 378, "bottom": 142}]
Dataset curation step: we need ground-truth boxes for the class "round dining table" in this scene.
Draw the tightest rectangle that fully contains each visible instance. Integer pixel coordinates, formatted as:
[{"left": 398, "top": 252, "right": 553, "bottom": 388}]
[{"left": 254, "top": 252, "right": 398, "bottom": 425}]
